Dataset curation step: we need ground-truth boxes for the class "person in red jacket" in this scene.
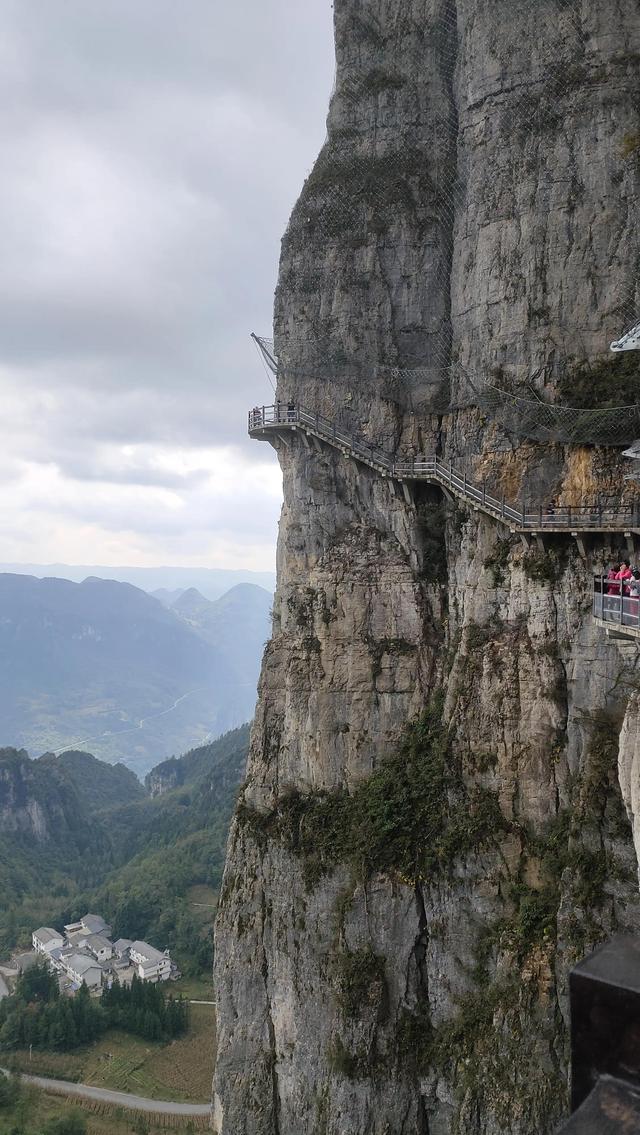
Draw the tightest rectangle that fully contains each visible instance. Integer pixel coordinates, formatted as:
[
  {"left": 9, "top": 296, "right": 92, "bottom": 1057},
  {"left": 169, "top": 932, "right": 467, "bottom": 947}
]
[
  {"left": 616, "top": 562, "right": 634, "bottom": 625},
  {"left": 606, "top": 562, "right": 620, "bottom": 595},
  {"left": 617, "top": 560, "right": 633, "bottom": 593}
]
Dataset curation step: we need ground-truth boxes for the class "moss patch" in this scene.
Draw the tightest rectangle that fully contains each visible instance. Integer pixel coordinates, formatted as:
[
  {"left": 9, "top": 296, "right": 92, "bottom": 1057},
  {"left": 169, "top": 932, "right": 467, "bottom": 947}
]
[
  {"left": 484, "top": 536, "right": 513, "bottom": 586},
  {"left": 557, "top": 353, "right": 640, "bottom": 410},
  {"left": 523, "top": 548, "right": 564, "bottom": 585},
  {"left": 335, "top": 948, "right": 388, "bottom": 1021},
  {"left": 237, "top": 700, "right": 508, "bottom": 888}
]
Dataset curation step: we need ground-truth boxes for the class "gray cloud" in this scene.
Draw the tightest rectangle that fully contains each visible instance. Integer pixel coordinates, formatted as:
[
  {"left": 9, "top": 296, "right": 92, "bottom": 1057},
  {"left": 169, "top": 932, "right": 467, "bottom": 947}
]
[{"left": 0, "top": 0, "right": 334, "bottom": 567}]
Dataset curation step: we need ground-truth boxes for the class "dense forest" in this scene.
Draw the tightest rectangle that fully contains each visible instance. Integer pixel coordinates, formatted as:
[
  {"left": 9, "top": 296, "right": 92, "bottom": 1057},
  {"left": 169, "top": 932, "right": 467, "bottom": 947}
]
[
  {"left": 0, "top": 725, "right": 249, "bottom": 973},
  {"left": 0, "top": 962, "right": 188, "bottom": 1051}
]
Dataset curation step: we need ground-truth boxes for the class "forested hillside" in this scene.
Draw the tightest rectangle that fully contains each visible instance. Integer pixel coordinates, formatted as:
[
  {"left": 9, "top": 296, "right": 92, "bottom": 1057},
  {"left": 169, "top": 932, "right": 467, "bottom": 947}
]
[
  {"left": 0, "top": 725, "right": 249, "bottom": 972},
  {"left": 54, "top": 750, "right": 145, "bottom": 812}
]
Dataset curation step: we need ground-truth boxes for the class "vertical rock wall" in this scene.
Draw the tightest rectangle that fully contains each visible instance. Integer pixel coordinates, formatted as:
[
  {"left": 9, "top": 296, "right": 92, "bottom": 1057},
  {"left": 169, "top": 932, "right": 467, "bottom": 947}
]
[{"left": 214, "top": 3, "right": 640, "bottom": 1132}]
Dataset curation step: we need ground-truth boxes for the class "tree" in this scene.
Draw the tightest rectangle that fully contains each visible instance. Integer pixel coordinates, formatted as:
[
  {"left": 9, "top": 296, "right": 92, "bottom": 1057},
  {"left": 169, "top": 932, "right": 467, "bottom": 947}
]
[
  {"left": 0, "top": 1071, "right": 20, "bottom": 1109},
  {"left": 16, "top": 960, "right": 58, "bottom": 1005},
  {"left": 0, "top": 1011, "right": 22, "bottom": 1051},
  {"left": 43, "top": 1110, "right": 88, "bottom": 1135}
]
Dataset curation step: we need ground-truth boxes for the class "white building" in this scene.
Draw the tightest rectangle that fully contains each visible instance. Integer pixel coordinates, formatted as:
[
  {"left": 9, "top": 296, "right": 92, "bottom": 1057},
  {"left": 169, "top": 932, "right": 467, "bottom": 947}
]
[
  {"left": 63, "top": 914, "right": 111, "bottom": 938},
  {"left": 64, "top": 953, "right": 103, "bottom": 990},
  {"left": 85, "top": 934, "right": 113, "bottom": 963},
  {"left": 113, "top": 939, "right": 133, "bottom": 959},
  {"left": 129, "top": 942, "right": 171, "bottom": 983},
  {"left": 33, "top": 928, "right": 65, "bottom": 956}
]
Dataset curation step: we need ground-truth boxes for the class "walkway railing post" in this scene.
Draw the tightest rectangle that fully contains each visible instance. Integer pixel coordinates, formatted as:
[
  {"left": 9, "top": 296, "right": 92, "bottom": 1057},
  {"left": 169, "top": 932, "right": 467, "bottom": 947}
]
[
  {"left": 539, "top": 504, "right": 543, "bottom": 528},
  {"left": 482, "top": 481, "right": 486, "bottom": 506},
  {"left": 620, "top": 580, "right": 624, "bottom": 626},
  {"left": 521, "top": 499, "right": 526, "bottom": 528},
  {"left": 568, "top": 504, "right": 572, "bottom": 527},
  {"left": 463, "top": 472, "right": 467, "bottom": 497},
  {"left": 501, "top": 494, "right": 505, "bottom": 518}
]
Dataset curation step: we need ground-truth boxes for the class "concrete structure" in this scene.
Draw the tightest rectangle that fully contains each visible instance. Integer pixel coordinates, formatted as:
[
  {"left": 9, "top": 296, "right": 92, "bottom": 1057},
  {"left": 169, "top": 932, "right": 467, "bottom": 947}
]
[
  {"left": 33, "top": 928, "right": 65, "bottom": 956},
  {"left": 85, "top": 934, "right": 113, "bottom": 963},
  {"left": 113, "top": 938, "right": 133, "bottom": 958},
  {"left": 64, "top": 914, "right": 111, "bottom": 938},
  {"left": 130, "top": 942, "right": 171, "bottom": 983},
  {"left": 20, "top": 915, "right": 172, "bottom": 994},
  {"left": 64, "top": 953, "right": 102, "bottom": 990}
]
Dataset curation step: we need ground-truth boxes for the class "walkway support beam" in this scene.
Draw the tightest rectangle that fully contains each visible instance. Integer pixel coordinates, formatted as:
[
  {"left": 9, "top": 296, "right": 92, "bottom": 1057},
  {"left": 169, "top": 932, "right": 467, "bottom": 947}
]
[{"left": 248, "top": 405, "right": 640, "bottom": 538}]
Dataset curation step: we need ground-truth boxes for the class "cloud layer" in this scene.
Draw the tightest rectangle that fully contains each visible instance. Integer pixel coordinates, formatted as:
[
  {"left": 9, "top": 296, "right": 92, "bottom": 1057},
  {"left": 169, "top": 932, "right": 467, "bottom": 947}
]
[{"left": 0, "top": 0, "right": 334, "bottom": 569}]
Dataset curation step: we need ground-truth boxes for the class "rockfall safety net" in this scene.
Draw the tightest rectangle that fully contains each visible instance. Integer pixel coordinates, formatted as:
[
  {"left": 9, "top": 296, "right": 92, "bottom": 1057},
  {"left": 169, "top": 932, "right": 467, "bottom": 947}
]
[
  {"left": 260, "top": 1, "right": 640, "bottom": 445},
  {"left": 253, "top": 334, "right": 640, "bottom": 447}
]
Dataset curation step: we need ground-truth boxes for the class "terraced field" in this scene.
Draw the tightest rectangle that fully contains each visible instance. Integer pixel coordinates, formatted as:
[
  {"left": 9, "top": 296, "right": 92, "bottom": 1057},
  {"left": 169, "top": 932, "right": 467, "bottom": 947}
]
[{"left": 7, "top": 1002, "right": 216, "bottom": 1103}]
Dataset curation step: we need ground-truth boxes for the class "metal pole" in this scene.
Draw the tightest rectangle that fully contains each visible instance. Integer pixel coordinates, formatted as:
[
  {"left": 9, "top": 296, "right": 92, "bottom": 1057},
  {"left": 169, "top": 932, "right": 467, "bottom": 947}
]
[
  {"left": 620, "top": 579, "right": 624, "bottom": 626},
  {"left": 501, "top": 494, "right": 505, "bottom": 518}
]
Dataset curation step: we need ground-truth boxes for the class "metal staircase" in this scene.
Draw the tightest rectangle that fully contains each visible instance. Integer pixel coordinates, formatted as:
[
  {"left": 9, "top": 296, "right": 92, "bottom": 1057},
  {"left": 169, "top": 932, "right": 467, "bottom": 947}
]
[{"left": 249, "top": 404, "right": 640, "bottom": 537}]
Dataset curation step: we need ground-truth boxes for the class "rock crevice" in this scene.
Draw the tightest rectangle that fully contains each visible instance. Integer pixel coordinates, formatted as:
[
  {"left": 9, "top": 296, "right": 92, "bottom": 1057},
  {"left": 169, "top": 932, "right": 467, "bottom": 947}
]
[{"left": 214, "top": 2, "right": 640, "bottom": 1132}]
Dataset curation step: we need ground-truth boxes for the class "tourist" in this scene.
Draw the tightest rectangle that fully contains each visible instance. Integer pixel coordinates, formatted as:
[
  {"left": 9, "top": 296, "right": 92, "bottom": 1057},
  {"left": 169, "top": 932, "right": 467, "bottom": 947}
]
[
  {"left": 628, "top": 570, "right": 640, "bottom": 621},
  {"left": 617, "top": 560, "right": 633, "bottom": 595}
]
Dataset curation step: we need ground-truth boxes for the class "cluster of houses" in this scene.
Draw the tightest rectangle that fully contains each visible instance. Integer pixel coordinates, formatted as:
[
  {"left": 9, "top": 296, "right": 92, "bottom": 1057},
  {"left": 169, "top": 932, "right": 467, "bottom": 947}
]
[{"left": 27, "top": 913, "right": 177, "bottom": 994}]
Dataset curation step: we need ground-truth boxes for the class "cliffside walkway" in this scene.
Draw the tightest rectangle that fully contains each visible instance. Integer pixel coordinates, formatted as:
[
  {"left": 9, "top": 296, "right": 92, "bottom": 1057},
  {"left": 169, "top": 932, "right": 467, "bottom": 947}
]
[
  {"left": 248, "top": 404, "right": 640, "bottom": 539},
  {"left": 593, "top": 577, "right": 640, "bottom": 642}
]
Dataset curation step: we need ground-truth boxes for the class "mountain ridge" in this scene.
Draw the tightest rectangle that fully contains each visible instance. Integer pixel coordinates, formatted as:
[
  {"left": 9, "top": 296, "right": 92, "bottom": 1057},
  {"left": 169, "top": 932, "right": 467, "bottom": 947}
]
[
  {"left": 0, "top": 573, "right": 262, "bottom": 773},
  {"left": 0, "top": 563, "right": 275, "bottom": 601}
]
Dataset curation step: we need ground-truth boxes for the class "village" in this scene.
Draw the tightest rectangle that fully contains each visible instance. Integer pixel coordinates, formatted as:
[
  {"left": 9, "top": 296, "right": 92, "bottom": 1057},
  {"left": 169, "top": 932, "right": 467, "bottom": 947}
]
[{"left": 0, "top": 913, "right": 179, "bottom": 999}]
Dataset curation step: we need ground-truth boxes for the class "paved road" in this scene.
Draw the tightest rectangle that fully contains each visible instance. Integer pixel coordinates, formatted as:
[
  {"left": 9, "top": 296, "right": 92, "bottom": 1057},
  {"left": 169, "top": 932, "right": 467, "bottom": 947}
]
[{"left": 2, "top": 1070, "right": 211, "bottom": 1116}]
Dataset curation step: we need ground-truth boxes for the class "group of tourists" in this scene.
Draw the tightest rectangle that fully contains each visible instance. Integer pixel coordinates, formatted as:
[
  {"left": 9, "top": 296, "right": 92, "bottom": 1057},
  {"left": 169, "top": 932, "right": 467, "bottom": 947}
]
[{"left": 606, "top": 560, "right": 640, "bottom": 598}]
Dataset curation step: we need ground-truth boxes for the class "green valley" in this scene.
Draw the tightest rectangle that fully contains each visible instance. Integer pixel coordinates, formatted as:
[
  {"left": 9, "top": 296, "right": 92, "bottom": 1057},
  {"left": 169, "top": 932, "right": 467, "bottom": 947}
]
[{"left": 0, "top": 725, "right": 249, "bottom": 975}]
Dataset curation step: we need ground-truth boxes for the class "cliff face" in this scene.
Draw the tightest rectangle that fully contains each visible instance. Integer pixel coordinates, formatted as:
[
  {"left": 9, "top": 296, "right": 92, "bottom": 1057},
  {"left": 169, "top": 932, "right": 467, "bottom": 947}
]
[{"left": 214, "top": 3, "right": 640, "bottom": 1133}]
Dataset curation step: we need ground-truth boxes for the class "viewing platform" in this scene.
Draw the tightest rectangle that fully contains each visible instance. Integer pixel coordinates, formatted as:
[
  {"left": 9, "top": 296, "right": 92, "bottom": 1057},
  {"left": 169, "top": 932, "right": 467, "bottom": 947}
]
[
  {"left": 593, "top": 577, "right": 640, "bottom": 642},
  {"left": 249, "top": 404, "right": 640, "bottom": 543}
]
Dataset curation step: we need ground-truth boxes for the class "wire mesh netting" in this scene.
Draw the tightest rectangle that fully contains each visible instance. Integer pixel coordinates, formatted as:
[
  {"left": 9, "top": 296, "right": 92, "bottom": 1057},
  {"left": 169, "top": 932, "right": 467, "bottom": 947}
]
[
  {"left": 260, "top": 1, "right": 640, "bottom": 445},
  {"left": 253, "top": 335, "right": 640, "bottom": 446}
]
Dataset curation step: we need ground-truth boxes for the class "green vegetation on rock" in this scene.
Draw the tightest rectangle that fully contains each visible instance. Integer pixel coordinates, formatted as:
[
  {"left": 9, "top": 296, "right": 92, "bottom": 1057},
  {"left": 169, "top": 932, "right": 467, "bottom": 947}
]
[
  {"left": 557, "top": 352, "right": 640, "bottom": 409},
  {"left": 238, "top": 701, "right": 507, "bottom": 887},
  {"left": 335, "top": 948, "right": 388, "bottom": 1021}
]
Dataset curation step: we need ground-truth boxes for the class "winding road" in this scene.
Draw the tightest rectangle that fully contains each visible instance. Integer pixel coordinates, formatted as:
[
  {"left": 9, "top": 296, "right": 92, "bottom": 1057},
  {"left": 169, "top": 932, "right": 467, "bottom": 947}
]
[
  {"left": 2, "top": 1069, "right": 211, "bottom": 1116},
  {"left": 52, "top": 686, "right": 208, "bottom": 755}
]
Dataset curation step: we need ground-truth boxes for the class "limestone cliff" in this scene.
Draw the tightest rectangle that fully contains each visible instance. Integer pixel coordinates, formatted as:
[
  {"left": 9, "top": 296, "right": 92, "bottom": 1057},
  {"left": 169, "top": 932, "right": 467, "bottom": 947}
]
[{"left": 214, "top": 3, "right": 640, "bottom": 1133}]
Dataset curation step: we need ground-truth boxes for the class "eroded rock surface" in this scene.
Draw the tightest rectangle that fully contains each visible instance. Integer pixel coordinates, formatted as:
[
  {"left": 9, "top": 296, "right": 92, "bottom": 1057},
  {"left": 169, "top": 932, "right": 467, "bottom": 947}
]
[{"left": 214, "top": 3, "right": 640, "bottom": 1132}]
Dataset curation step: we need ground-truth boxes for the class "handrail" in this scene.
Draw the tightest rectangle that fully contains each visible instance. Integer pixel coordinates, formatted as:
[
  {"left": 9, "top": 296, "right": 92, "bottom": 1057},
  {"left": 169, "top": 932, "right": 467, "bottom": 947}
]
[
  {"left": 248, "top": 405, "right": 640, "bottom": 533},
  {"left": 593, "top": 575, "right": 640, "bottom": 632}
]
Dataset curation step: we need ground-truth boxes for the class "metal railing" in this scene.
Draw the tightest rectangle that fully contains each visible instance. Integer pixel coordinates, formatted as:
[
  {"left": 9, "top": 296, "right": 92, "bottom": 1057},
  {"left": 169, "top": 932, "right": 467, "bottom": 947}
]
[
  {"left": 248, "top": 405, "right": 640, "bottom": 532},
  {"left": 593, "top": 576, "right": 640, "bottom": 631}
]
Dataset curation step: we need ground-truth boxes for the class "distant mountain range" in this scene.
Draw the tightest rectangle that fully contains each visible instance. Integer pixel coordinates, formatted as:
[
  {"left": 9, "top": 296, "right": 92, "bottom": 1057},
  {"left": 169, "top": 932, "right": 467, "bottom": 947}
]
[
  {"left": 0, "top": 563, "right": 275, "bottom": 601},
  {"left": 0, "top": 725, "right": 249, "bottom": 973},
  {"left": 0, "top": 573, "right": 270, "bottom": 774}
]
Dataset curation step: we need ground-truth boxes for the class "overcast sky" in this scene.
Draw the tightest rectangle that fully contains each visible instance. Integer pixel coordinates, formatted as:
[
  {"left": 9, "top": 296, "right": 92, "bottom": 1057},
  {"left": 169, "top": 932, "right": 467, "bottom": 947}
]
[{"left": 0, "top": 1, "right": 334, "bottom": 570}]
